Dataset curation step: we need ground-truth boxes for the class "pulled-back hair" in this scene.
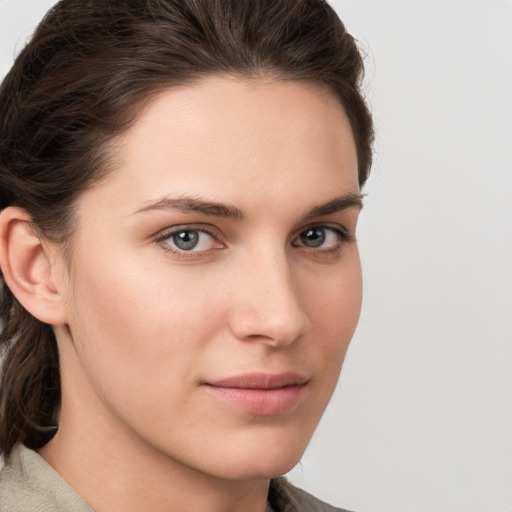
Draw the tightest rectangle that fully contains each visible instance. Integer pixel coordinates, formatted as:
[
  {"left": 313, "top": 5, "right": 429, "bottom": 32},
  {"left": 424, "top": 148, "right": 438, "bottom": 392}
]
[{"left": 0, "top": 0, "right": 373, "bottom": 457}]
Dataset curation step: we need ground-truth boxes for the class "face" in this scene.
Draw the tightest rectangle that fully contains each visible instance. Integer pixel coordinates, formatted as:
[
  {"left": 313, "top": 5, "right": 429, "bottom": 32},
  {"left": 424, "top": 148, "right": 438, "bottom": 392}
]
[{"left": 54, "top": 76, "right": 362, "bottom": 480}]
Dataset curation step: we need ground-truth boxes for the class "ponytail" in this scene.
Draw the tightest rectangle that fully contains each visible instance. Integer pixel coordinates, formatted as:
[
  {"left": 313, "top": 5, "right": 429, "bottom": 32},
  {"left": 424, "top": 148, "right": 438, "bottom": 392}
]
[{"left": 0, "top": 283, "right": 60, "bottom": 457}]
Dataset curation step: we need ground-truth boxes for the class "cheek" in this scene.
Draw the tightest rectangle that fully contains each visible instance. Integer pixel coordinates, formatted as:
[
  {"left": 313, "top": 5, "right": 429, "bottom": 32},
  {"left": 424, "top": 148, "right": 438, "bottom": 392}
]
[
  {"left": 309, "top": 253, "right": 362, "bottom": 377},
  {"left": 64, "top": 249, "right": 225, "bottom": 400},
  {"left": 306, "top": 251, "right": 362, "bottom": 339}
]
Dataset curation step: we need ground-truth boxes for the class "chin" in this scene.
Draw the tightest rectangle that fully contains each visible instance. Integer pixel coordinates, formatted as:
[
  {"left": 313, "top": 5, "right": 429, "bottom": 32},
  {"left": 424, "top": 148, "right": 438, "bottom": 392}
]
[
  {"left": 214, "top": 455, "right": 302, "bottom": 481},
  {"left": 197, "top": 429, "right": 312, "bottom": 481}
]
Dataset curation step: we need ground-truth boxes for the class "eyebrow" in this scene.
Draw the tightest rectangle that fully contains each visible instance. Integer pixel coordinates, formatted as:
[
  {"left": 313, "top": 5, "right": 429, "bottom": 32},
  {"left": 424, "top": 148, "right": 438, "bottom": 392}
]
[
  {"left": 135, "top": 196, "right": 246, "bottom": 220},
  {"left": 134, "top": 192, "right": 363, "bottom": 220},
  {"left": 304, "top": 193, "right": 364, "bottom": 219}
]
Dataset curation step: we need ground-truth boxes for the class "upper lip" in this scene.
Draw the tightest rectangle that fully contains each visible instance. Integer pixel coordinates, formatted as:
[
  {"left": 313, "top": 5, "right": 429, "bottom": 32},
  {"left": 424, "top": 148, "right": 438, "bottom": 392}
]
[{"left": 205, "top": 372, "right": 308, "bottom": 390}]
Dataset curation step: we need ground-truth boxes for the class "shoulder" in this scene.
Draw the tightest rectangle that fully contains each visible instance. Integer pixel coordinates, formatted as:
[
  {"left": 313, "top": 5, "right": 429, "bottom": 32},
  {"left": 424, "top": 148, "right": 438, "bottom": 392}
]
[
  {"left": 0, "top": 444, "right": 92, "bottom": 512},
  {"left": 269, "top": 477, "right": 353, "bottom": 512}
]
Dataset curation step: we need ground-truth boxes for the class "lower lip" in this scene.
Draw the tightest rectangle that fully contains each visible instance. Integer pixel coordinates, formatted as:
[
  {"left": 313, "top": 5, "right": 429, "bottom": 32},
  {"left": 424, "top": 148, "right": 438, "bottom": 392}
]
[{"left": 203, "top": 384, "right": 304, "bottom": 416}]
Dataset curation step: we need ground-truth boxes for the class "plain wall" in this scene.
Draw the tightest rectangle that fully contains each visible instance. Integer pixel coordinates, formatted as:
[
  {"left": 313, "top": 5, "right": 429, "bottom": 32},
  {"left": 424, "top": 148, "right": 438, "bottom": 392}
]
[{"left": 1, "top": 1, "right": 511, "bottom": 511}]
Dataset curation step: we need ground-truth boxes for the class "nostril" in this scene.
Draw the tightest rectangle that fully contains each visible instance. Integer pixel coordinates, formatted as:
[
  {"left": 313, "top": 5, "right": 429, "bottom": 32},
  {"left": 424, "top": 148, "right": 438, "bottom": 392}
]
[{"left": 228, "top": 303, "right": 311, "bottom": 347}]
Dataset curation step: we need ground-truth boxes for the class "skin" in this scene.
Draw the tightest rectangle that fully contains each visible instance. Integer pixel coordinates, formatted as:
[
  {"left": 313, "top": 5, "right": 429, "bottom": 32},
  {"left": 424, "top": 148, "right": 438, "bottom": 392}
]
[{"left": 3, "top": 77, "right": 362, "bottom": 512}]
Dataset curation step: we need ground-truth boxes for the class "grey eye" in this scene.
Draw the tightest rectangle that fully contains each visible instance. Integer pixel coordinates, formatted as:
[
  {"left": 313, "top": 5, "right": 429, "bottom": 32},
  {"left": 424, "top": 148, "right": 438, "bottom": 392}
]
[
  {"left": 172, "top": 230, "right": 200, "bottom": 250},
  {"left": 159, "top": 226, "right": 221, "bottom": 254},
  {"left": 300, "top": 227, "right": 326, "bottom": 248}
]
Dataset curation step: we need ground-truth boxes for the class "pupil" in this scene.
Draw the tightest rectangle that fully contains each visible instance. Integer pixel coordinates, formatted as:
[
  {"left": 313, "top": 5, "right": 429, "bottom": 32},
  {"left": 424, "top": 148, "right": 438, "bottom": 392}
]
[
  {"left": 302, "top": 228, "right": 325, "bottom": 247},
  {"left": 173, "top": 230, "right": 199, "bottom": 250}
]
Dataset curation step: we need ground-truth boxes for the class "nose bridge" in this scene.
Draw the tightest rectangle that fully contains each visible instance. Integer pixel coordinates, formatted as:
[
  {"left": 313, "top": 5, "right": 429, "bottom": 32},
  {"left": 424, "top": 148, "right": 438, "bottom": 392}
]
[{"left": 228, "top": 245, "right": 311, "bottom": 345}]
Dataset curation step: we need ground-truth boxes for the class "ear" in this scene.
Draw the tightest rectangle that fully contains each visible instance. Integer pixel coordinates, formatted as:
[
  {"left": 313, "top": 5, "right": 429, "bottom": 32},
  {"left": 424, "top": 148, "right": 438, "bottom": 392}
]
[{"left": 0, "top": 207, "right": 68, "bottom": 325}]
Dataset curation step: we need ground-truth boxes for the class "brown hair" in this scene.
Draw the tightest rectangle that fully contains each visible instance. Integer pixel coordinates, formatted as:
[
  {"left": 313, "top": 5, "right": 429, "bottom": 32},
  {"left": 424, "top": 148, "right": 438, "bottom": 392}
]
[{"left": 0, "top": 0, "right": 374, "bottom": 457}]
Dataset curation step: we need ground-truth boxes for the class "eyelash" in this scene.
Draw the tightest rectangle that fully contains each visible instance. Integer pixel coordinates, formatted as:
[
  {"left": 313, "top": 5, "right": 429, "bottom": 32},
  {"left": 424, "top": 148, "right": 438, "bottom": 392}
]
[
  {"left": 155, "top": 225, "right": 222, "bottom": 259},
  {"left": 155, "top": 224, "right": 354, "bottom": 259},
  {"left": 292, "top": 225, "right": 354, "bottom": 254}
]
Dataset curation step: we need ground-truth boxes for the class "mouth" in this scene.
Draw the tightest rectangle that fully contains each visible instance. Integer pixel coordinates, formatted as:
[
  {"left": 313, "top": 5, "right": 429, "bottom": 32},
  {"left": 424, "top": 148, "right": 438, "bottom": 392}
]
[{"left": 202, "top": 372, "right": 308, "bottom": 416}]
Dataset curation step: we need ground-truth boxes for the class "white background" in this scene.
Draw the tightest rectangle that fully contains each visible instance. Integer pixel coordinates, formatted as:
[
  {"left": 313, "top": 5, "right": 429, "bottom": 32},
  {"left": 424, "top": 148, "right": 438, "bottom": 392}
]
[{"left": 1, "top": 1, "right": 511, "bottom": 511}]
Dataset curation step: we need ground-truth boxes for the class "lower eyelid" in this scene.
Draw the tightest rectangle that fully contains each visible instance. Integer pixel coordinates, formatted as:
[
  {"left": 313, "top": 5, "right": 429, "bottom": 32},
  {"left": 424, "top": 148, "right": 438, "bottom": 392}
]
[
  {"left": 156, "top": 226, "right": 226, "bottom": 255},
  {"left": 293, "top": 226, "right": 351, "bottom": 247},
  {"left": 156, "top": 224, "right": 352, "bottom": 256}
]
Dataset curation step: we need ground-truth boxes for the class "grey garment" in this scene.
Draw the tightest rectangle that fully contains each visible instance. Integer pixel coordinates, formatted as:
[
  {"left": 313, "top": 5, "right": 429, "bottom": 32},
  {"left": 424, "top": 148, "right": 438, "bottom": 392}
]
[
  {"left": 0, "top": 444, "right": 92, "bottom": 512},
  {"left": 269, "top": 478, "right": 351, "bottom": 512},
  {"left": 0, "top": 444, "right": 351, "bottom": 512}
]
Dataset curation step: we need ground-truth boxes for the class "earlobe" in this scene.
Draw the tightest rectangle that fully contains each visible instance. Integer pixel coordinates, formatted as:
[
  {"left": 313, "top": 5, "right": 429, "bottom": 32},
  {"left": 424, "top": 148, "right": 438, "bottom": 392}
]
[{"left": 0, "top": 207, "right": 68, "bottom": 326}]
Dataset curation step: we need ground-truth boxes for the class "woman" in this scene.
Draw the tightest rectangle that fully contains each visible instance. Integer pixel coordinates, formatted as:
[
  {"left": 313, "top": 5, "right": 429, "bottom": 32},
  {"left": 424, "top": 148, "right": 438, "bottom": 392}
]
[{"left": 0, "top": 0, "right": 373, "bottom": 510}]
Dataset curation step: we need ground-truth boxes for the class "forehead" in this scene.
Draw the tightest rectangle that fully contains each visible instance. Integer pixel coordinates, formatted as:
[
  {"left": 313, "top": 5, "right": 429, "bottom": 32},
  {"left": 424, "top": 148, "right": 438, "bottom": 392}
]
[{"left": 82, "top": 76, "right": 359, "bottom": 217}]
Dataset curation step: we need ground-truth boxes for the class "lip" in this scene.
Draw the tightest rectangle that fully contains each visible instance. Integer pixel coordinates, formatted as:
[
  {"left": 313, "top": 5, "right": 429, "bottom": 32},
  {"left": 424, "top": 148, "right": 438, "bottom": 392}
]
[{"left": 203, "top": 372, "right": 308, "bottom": 416}]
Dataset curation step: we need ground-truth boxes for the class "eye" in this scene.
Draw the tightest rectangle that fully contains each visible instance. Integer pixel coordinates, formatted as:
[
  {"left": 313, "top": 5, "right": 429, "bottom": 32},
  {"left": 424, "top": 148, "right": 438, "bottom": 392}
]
[
  {"left": 293, "top": 225, "right": 351, "bottom": 250},
  {"left": 157, "top": 227, "right": 223, "bottom": 253}
]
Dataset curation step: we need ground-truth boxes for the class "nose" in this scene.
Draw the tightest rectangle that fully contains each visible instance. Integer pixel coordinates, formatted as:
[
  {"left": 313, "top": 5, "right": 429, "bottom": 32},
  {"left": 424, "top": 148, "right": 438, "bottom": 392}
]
[{"left": 227, "top": 250, "right": 312, "bottom": 347}]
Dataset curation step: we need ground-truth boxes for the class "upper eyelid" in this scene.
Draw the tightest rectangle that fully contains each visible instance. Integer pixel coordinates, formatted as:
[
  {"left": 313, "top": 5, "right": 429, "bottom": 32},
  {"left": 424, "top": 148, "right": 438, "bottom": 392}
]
[
  {"left": 294, "top": 222, "right": 350, "bottom": 237},
  {"left": 155, "top": 224, "right": 220, "bottom": 239},
  {"left": 155, "top": 226, "right": 223, "bottom": 257},
  {"left": 154, "top": 222, "right": 352, "bottom": 248},
  {"left": 155, "top": 222, "right": 347, "bottom": 234},
  {"left": 292, "top": 224, "right": 355, "bottom": 248}
]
